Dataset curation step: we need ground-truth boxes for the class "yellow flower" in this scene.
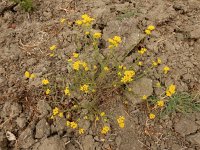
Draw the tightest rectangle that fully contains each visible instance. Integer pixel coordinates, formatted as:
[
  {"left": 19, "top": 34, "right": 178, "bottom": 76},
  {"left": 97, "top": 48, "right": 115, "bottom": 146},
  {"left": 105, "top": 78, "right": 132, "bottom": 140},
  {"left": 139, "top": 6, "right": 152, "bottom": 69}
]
[
  {"left": 53, "top": 107, "right": 59, "bottom": 116},
  {"left": 138, "top": 48, "right": 147, "bottom": 55},
  {"left": 157, "top": 100, "right": 164, "bottom": 107},
  {"left": 75, "top": 20, "right": 83, "bottom": 26},
  {"left": 80, "top": 84, "right": 89, "bottom": 93},
  {"left": 100, "top": 112, "right": 105, "bottom": 117},
  {"left": 93, "top": 32, "right": 102, "bottom": 39},
  {"left": 118, "top": 65, "right": 123, "bottom": 69},
  {"left": 25, "top": 71, "right": 30, "bottom": 78},
  {"left": 73, "top": 53, "right": 79, "bottom": 58},
  {"left": 73, "top": 61, "right": 81, "bottom": 70},
  {"left": 145, "top": 29, "right": 151, "bottom": 35},
  {"left": 50, "top": 45, "right": 56, "bottom": 50},
  {"left": 50, "top": 115, "right": 54, "bottom": 120},
  {"left": 79, "top": 128, "right": 85, "bottom": 134},
  {"left": 104, "top": 67, "right": 109, "bottom": 71},
  {"left": 66, "top": 121, "right": 70, "bottom": 127},
  {"left": 152, "top": 61, "right": 158, "bottom": 67},
  {"left": 81, "top": 14, "right": 94, "bottom": 24},
  {"left": 142, "top": 95, "right": 147, "bottom": 100},
  {"left": 58, "top": 112, "right": 64, "bottom": 118},
  {"left": 121, "top": 70, "right": 135, "bottom": 83},
  {"left": 166, "top": 84, "right": 176, "bottom": 97},
  {"left": 157, "top": 58, "right": 162, "bottom": 64},
  {"left": 42, "top": 79, "right": 49, "bottom": 85},
  {"left": 60, "top": 18, "right": 66, "bottom": 23},
  {"left": 117, "top": 116, "right": 125, "bottom": 128},
  {"left": 108, "top": 36, "right": 122, "bottom": 48},
  {"left": 149, "top": 113, "right": 155, "bottom": 119},
  {"left": 163, "top": 66, "right": 170, "bottom": 74},
  {"left": 70, "top": 121, "right": 78, "bottom": 129},
  {"left": 138, "top": 61, "right": 143, "bottom": 66},
  {"left": 50, "top": 53, "right": 54, "bottom": 57},
  {"left": 147, "top": 25, "right": 155, "bottom": 31},
  {"left": 30, "top": 74, "right": 35, "bottom": 79},
  {"left": 45, "top": 89, "right": 51, "bottom": 95},
  {"left": 101, "top": 126, "right": 110, "bottom": 134},
  {"left": 113, "top": 36, "right": 122, "bottom": 43},
  {"left": 85, "top": 31, "right": 90, "bottom": 35}
]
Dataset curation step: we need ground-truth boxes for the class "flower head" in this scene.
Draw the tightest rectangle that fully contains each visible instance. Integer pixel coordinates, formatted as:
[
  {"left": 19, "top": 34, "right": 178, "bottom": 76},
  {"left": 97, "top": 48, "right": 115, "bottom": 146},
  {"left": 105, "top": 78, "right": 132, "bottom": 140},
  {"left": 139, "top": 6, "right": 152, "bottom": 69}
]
[
  {"left": 157, "top": 58, "right": 162, "bottom": 64},
  {"left": 108, "top": 36, "right": 122, "bottom": 48},
  {"left": 138, "top": 61, "right": 143, "bottom": 66},
  {"left": 75, "top": 20, "right": 83, "bottom": 26},
  {"left": 80, "top": 84, "right": 89, "bottom": 93},
  {"left": 117, "top": 116, "right": 125, "bottom": 128},
  {"left": 166, "top": 84, "right": 176, "bottom": 97},
  {"left": 93, "top": 32, "right": 102, "bottom": 39},
  {"left": 73, "top": 53, "right": 79, "bottom": 58},
  {"left": 142, "top": 95, "right": 147, "bottom": 100},
  {"left": 149, "top": 113, "right": 155, "bottom": 119},
  {"left": 45, "top": 89, "right": 51, "bottom": 95},
  {"left": 50, "top": 45, "right": 56, "bottom": 50},
  {"left": 147, "top": 25, "right": 155, "bottom": 31},
  {"left": 163, "top": 66, "right": 170, "bottom": 74},
  {"left": 145, "top": 29, "right": 151, "bottom": 35},
  {"left": 64, "top": 87, "right": 70, "bottom": 96},
  {"left": 70, "top": 121, "right": 78, "bottom": 129},
  {"left": 157, "top": 100, "right": 164, "bottom": 107},
  {"left": 25, "top": 71, "right": 30, "bottom": 78},
  {"left": 53, "top": 107, "right": 59, "bottom": 116},
  {"left": 58, "top": 112, "right": 64, "bottom": 118},
  {"left": 121, "top": 70, "right": 135, "bottom": 83},
  {"left": 60, "top": 18, "right": 66, "bottom": 23},
  {"left": 100, "top": 112, "right": 106, "bottom": 117},
  {"left": 104, "top": 66, "right": 109, "bottom": 71},
  {"left": 79, "top": 128, "right": 85, "bottom": 134},
  {"left": 42, "top": 79, "right": 49, "bottom": 85},
  {"left": 101, "top": 126, "right": 110, "bottom": 134}
]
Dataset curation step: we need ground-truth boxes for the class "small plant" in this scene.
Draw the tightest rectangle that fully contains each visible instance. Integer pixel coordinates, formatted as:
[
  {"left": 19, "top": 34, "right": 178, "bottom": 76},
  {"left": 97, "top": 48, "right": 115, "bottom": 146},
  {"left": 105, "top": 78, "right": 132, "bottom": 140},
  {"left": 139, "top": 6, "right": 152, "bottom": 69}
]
[{"left": 11, "top": 0, "right": 33, "bottom": 12}]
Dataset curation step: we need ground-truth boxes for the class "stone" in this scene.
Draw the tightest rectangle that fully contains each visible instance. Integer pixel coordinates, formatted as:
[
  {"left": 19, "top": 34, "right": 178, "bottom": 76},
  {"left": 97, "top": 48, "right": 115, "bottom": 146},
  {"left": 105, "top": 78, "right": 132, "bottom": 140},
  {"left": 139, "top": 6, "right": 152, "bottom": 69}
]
[
  {"left": 174, "top": 117, "right": 198, "bottom": 137},
  {"left": 18, "top": 127, "right": 35, "bottom": 149},
  {"left": 0, "top": 132, "right": 8, "bottom": 149},
  {"left": 82, "top": 135, "right": 95, "bottom": 150},
  {"left": 16, "top": 116, "right": 27, "bottom": 128},
  {"left": 37, "top": 136, "right": 65, "bottom": 150},
  {"left": 37, "top": 100, "right": 51, "bottom": 118},
  {"left": 2, "top": 102, "right": 22, "bottom": 118},
  {"left": 35, "top": 119, "right": 50, "bottom": 139},
  {"left": 125, "top": 78, "right": 153, "bottom": 105},
  {"left": 187, "top": 133, "right": 200, "bottom": 147}
]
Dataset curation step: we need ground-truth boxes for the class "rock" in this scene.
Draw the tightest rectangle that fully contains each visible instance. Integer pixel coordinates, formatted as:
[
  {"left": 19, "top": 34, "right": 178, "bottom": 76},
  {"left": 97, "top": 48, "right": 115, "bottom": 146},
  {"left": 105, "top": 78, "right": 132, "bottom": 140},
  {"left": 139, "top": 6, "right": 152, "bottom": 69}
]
[
  {"left": 2, "top": 102, "right": 22, "bottom": 118},
  {"left": 16, "top": 116, "right": 27, "bottom": 128},
  {"left": 18, "top": 127, "right": 35, "bottom": 149},
  {"left": 35, "top": 119, "right": 50, "bottom": 139},
  {"left": 187, "top": 133, "right": 200, "bottom": 147},
  {"left": 174, "top": 117, "right": 198, "bottom": 137},
  {"left": 125, "top": 78, "right": 153, "bottom": 105},
  {"left": 0, "top": 132, "right": 8, "bottom": 149},
  {"left": 37, "top": 136, "right": 65, "bottom": 150},
  {"left": 37, "top": 100, "right": 51, "bottom": 118},
  {"left": 82, "top": 135, "right": 95, "bottom": 150}
]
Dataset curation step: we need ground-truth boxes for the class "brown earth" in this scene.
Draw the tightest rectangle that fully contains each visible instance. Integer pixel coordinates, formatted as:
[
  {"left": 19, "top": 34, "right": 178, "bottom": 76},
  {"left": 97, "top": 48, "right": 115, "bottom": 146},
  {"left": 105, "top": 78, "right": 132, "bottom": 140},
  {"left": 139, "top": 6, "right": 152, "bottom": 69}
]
[{"left": 0, "top": 0, "right": 200, "bottom": 150}]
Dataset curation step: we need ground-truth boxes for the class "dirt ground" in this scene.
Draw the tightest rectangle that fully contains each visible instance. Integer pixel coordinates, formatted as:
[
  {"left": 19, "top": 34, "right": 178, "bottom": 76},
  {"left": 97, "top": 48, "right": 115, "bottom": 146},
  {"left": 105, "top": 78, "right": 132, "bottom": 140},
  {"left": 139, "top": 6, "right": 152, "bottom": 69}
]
[{"left": 0, "top": 0, "right": 200, "bottom": 150}]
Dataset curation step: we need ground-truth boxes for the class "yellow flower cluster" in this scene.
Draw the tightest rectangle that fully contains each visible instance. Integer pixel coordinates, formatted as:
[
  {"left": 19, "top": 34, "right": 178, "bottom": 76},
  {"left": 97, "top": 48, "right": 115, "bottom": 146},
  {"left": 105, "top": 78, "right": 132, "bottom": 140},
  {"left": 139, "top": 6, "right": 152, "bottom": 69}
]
[
  {"left": 108, "top": 36, "right": 122, "bottom": 49},
  {"left": 93, "top": 32, "right": 102, "bottom": 39},
  {"left": 46, "top": 89, "right": 51, "bottom": 95},
  {"left": 66, "top": 121, "right": 78, "bottom": 129},
  {"left": 104, "top": 66, "right": 109, "bottom": 71},
  {"left": 64, "top": 86, "right": 70, "bottom": 96},
  {"left": 166, "top": 84, "right": 176, "bottom": 97},
  {"left": 42, "top": 79, "right": 49, "bottom": 85},
  {"left": 73, "top": 61, "right": 89, "bottom": 71},
  {"left": 163, "top": 66, "right": 170, "bottom": 74},
  {"left": 24, "top": 71, "right": 35, "bottom": 79},
  {"left": 117, "top": 116, "right": 125, "bottom": 128},
  {"left": 75, "top": 14, "right": 94, "bottom": 26},
  {"left": 50, "top": 45, "right": 56, "bottom": 50},
  {"left": 79, "top": 128, "right": 85, "bottom": 134},
  {"left": 101, "top": 125, "right": 110, "bottom": 134},
  {"left": 138, "top": 48, "right": 147, "bottom": 55},
  {"left": 80, "top": 84, "right": 89, "bottom": 93},
  {"left": 73, "top": 53, "right": 79, "bottom": 58},
  {"left": 145, "top": 25, "right": 155, "bottom": 35},
  {"left": 50, "top": 107, "right": 64, "bottom": 119},
  {"left": 121, "top": 70, "right": 135, "bottom": 83}
]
